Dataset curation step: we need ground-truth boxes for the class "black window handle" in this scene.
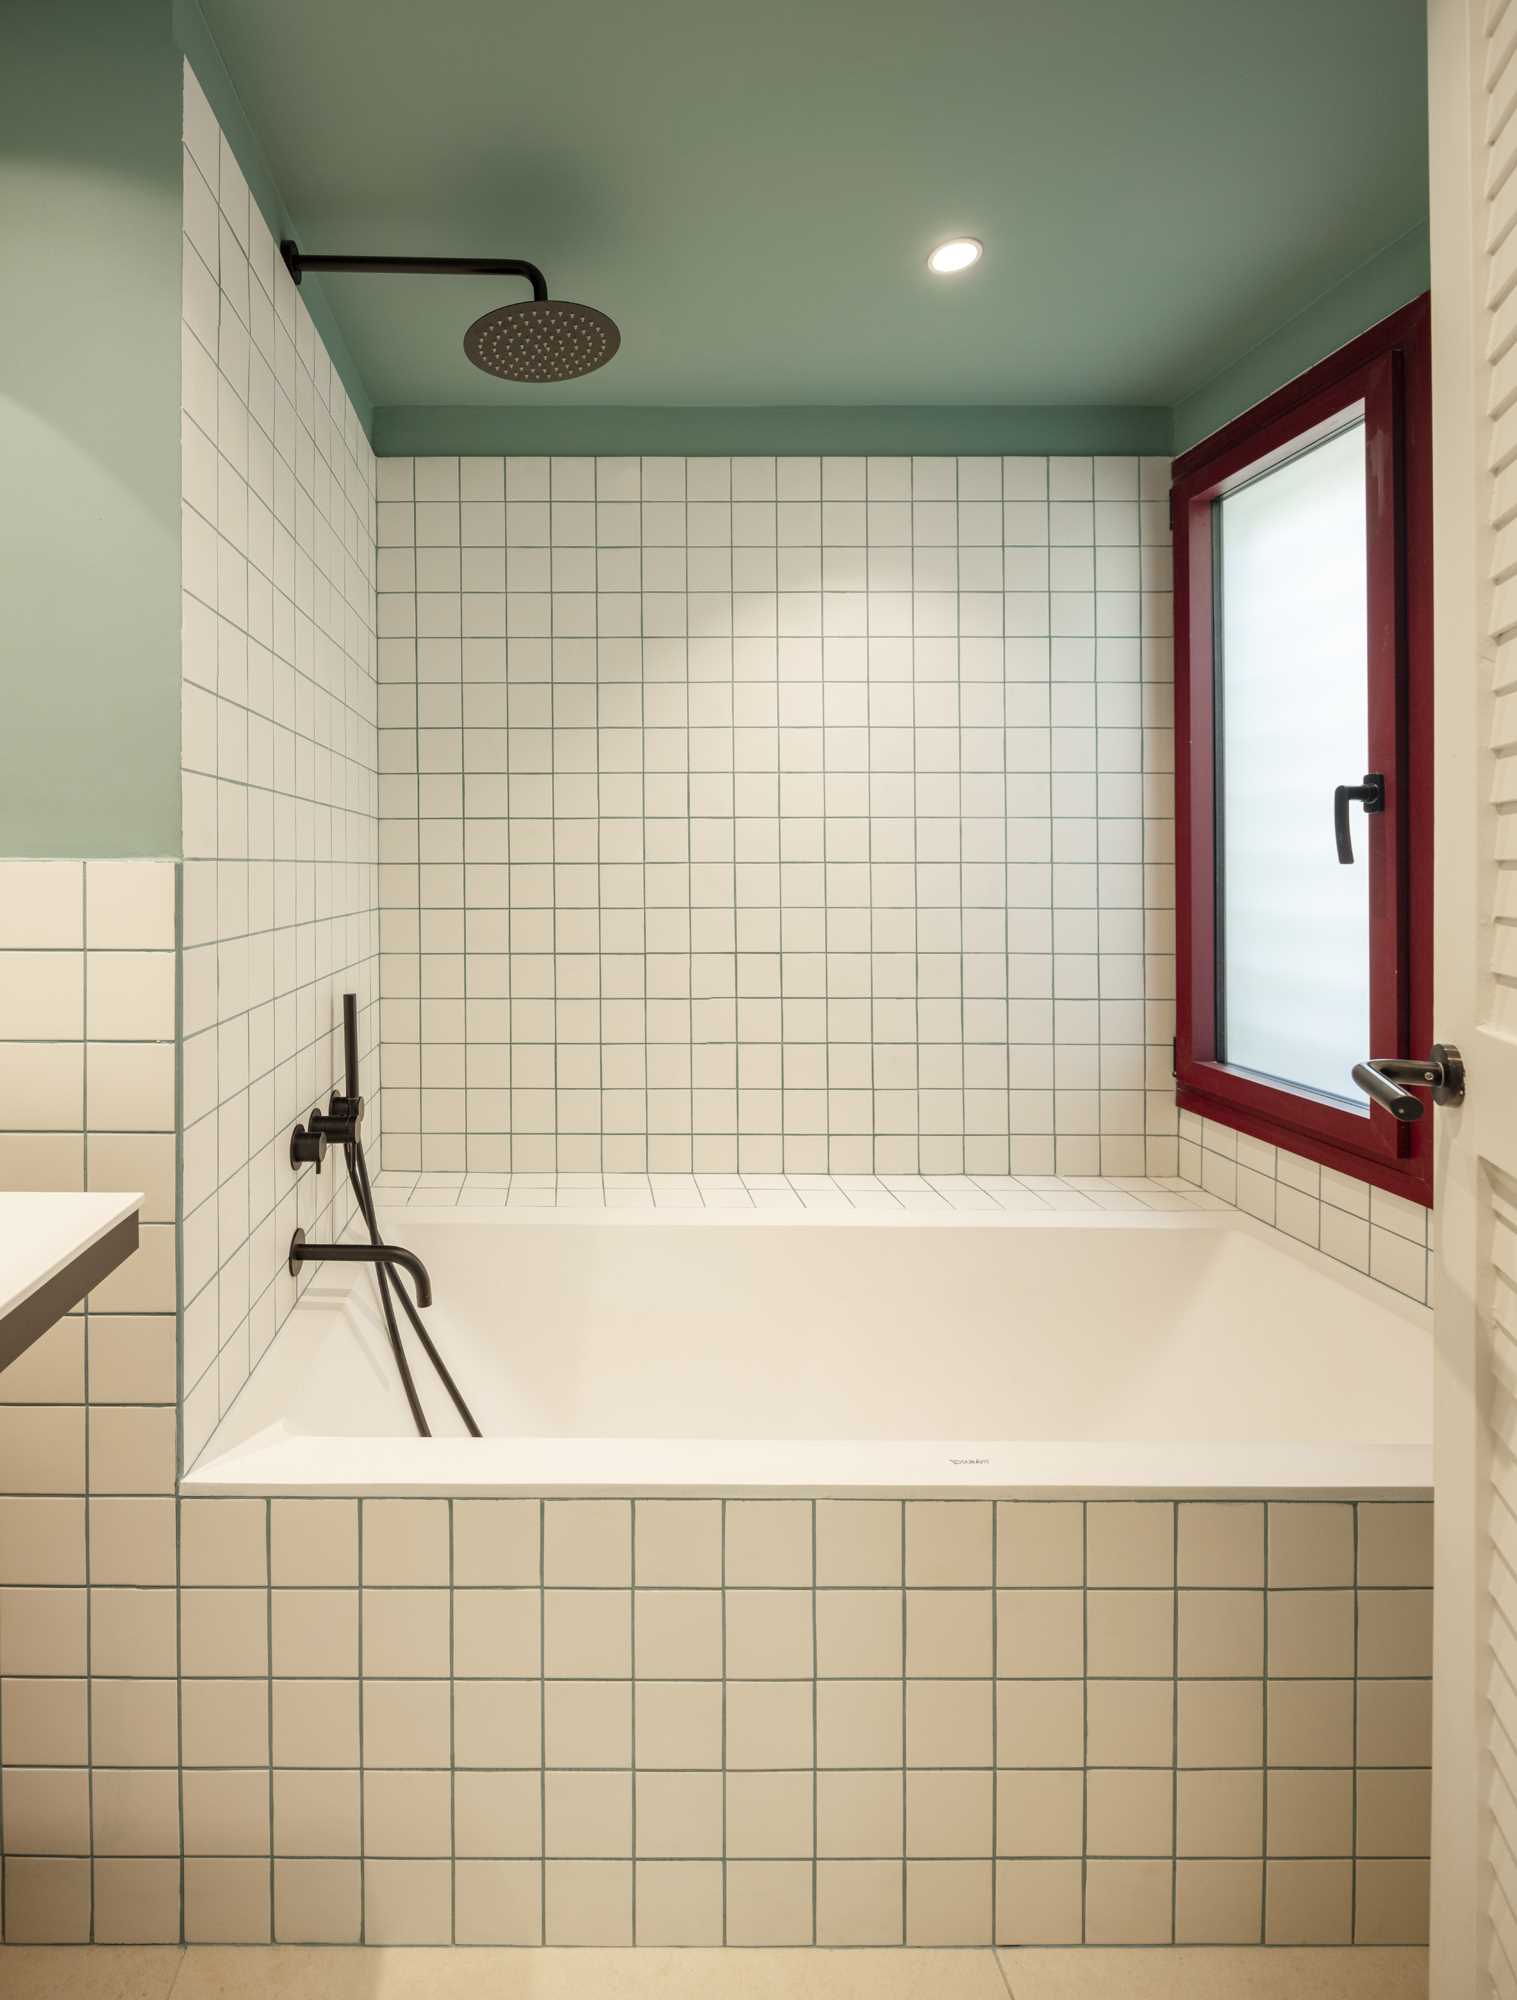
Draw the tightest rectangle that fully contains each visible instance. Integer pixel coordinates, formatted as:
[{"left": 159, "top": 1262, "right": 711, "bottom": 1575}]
[{"left": 1333, "top": 771, "right": 1384, "bottom": 863}]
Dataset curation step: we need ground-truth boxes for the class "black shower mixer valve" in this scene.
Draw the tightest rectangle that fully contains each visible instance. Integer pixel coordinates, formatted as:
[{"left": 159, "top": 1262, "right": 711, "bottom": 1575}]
[
  {"left": 288, "top": 1116, "right": 328, "bottom": 1173},
  {"left": 309, "top": 1092, "right": 364, "bottom": 1146}
]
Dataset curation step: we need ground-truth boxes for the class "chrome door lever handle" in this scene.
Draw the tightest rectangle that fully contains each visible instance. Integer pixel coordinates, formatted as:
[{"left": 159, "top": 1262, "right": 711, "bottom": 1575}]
[{"left": 1351, "top": 1044, "right": 1466, "bottom": 1120}]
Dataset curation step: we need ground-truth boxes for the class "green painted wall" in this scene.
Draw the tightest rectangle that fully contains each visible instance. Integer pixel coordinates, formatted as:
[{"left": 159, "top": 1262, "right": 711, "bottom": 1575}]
[
  {"left": 2, "top": 1, "right": 184, "bottom": 858},
  {"left": 374, "top": 403, "right": 1172, "bottom": 459},
  {"left": 1170, "top": 226, "right": 1430, "bottom": 455},
  {"left": 0, "top": 0, "right": 1427, "bottom": 870}
]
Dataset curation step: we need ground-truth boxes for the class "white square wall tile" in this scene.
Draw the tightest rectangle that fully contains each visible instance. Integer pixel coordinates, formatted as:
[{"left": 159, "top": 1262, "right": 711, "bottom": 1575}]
[
  {"left": 0, "top": 1043, "right": 84, "bottom": 1130},
  {"left": 87, "top": 1044, "right": 176, "bottom": 1130},
  {"left": 86, "top": 953, "right": 175, "bottom": 1041},
  {"left": 0, "top": 953, "right": 84, "bottom": 1039},
  {"left": 0, "top": 862, "right": 83, "bottom": 948},
  {"left": 86, "top": 863, "right": 176, "bottom": 950},
  {"left": 1369, "top": 1226, "right": 1427, "bottom": 1301}
]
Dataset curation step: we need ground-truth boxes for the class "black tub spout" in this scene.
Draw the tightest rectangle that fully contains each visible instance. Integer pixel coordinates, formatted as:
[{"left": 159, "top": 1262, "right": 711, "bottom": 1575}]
[{"left": 288, "top": 1229, "right": 433, "bottom": 1308}]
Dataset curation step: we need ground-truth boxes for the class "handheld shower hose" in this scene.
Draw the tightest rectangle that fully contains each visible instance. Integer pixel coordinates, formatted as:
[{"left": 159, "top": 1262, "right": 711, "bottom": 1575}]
[{"left": 314, "top": 995, "right": 481, "bottom": 1440}]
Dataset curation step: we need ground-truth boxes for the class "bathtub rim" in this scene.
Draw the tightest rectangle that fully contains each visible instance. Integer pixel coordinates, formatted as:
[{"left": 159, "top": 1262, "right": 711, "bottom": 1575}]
[
  {"left": 180, "top": 1431, "right": 1433, "bottom": 1501},
  {"left": 182, "top": 1204, "right": 1432, "bottom": 1501}
]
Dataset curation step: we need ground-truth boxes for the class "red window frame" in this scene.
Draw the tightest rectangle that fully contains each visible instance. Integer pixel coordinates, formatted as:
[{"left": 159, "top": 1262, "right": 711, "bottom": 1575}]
[{"left": 1171, "top": 295, "right": 1433, "bottom": 1205}]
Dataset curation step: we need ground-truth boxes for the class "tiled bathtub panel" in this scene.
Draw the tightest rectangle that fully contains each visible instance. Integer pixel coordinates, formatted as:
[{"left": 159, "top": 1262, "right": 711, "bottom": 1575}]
[
  {"left": 1177, "top": 1110, "right": 1433, "bottom": 1306},
  {"left": 0, "top": 1495, "right": 1430, "bottom": 1944},
  {"left": 374, "top": 451, "right": 1177, "bottom": 1184},
  {"left": 178, "top": 62, "right": 383, "bottom": 1460}
]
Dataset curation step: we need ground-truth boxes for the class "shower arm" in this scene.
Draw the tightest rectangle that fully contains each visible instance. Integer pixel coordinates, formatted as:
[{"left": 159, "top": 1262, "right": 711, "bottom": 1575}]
[{"left": 280, "top": 240, "right": 548, "bottom": 302}]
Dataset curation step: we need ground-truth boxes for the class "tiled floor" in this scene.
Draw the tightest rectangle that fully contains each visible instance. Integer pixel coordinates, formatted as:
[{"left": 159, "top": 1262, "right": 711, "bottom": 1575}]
[
  {"left": 0, "top": 1947, "right": 1430, "bottom": 2000},
  {"left": 998, "top": 1950, "right": 1427, "bottom": 1997},
  {"left": 370, "top": 1169, "right": 1227, "bottom": 1216}
]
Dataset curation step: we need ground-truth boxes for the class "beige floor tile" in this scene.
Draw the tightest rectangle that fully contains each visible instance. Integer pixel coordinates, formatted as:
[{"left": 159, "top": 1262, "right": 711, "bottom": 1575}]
[
  {"left": 166, "top": 1946, "right": 1013, "bottom": 1999},
  {"left": 997, "top": 1944, "right": 1429, "bottom": 2000},
  {"left": 8, "top": 1944, "right": 1431, "bottom": 2000},
  {"left": 0, "top": 1948, "right": 183, "bottom": 2000}
]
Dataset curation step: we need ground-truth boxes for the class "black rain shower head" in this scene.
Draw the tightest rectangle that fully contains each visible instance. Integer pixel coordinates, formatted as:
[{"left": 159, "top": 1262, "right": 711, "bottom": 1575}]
[
  {"left": 464, "top": 299, "right": 620, "bottom": 383},
  {"left": 279, "top": 240, "right": 621, "bottom": 384}
]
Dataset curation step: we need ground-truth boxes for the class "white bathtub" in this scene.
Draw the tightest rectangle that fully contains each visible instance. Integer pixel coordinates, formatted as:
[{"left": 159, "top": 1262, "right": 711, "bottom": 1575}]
[{"left": 184, "top": 1206, "right": 1432, "bottom": 1498}]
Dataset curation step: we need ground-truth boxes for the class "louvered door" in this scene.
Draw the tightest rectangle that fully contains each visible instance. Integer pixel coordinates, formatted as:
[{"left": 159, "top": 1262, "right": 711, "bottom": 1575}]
[{"left": 1428, "top": 0, "right": 1517, "bottom": 1992}]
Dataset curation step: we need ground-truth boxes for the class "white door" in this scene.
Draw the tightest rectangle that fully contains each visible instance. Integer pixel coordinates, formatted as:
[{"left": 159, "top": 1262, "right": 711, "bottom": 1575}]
[{"left": 1428, "top": 1, "right": 1517, "bottom": 1991}]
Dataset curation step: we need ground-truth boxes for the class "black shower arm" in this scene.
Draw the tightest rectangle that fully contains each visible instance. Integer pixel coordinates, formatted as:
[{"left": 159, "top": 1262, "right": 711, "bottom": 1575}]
[{"left": 280, "top": 239, "right": 548, "bottom": 302}]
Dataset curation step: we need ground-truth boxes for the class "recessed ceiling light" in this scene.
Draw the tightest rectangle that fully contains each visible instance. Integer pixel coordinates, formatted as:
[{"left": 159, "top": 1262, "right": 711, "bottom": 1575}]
[{"left": 927, "top": 237, "right": 983, "bottom": 275}]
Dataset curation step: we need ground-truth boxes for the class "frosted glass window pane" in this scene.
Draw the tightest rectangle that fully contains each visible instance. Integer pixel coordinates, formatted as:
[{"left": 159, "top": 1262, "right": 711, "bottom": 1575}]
[{"left": 1217, "top": 420, "right": 1369, "bottom": 1105}]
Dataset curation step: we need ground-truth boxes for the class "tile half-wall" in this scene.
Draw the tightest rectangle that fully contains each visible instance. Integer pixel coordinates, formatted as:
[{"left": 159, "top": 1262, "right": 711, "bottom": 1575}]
[
  {"left": 374, "top": 451, "right": 1176, "bottom": 1180},
  {"left": 0, "top": 858, "right": 180, "bottom": 1944},
  {"left": 179, "top": 62, "right": 383, "bottom": 1462}
]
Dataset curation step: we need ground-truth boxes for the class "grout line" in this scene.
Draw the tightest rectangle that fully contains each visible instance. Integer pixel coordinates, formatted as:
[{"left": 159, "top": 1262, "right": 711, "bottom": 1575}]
[
  {"left": 357, "top": 1500, "right": 367, "bottom": 1942},
  {"left": 1260, "top": 1503, "right": 1271, "bottom": 1943},
  {"left": 1079, "top": 1498, "right": 1089, "bottom": 1944},
  {"left": 80, "top": 866, "right": 95, "bottom": 1945},
  {"left": 988, "top": 1495, "right": 1000, "bottom": 1950},
  {"left": 538, "top": 1498, "right": 547, "bottom": 1944},
  {"left": 628, "top": 1493, "right": 638, "bottom": 1942},
  {"left": 721, "top": 1495, "right": 729, "bottom": 1943},
  {"left": 898, "top": 1497, "right": 908, "bottom": 1944},
  {"left": 448, "top": 1495, "right": 457, "bottom": 1944},
  {"left": 596, "top": 464, "right": 611, "bottom": 1178},
  {"left": 809, "top": 1495, "right": 819, "bottom": 1945},
  {"left": 1350, "top": 1499, "right": 1360, "bottom": 1945},
  {"left": 264, "top": 1498, "right": 274, "bottom": 1942},
  {"left": 1168, "top": 1500, "right": 1179, "bottom": 1944}
]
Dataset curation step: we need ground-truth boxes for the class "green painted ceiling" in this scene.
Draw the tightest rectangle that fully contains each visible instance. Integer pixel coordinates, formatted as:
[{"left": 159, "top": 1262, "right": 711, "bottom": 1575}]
[{"left": 199, "top": 0, "right": 1427, "bottom": 414}]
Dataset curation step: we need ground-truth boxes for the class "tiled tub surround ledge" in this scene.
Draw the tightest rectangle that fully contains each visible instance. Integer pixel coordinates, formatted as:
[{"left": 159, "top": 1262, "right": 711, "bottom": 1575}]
[
  {"left": 0, "top": 1494, "right": 1431, "bottom": 1946},
  {"left": 183, "top": 1202, "right": 1430, "bottom": 1496},
  {"left": 371, "top": 1168, "right": 1228, "bottom": 1213}
]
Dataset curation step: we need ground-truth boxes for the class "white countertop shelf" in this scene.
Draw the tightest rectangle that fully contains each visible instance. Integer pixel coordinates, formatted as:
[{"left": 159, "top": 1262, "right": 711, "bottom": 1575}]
[{"left": 0, "top": 1193, "right": 142, "bottom": 1371}]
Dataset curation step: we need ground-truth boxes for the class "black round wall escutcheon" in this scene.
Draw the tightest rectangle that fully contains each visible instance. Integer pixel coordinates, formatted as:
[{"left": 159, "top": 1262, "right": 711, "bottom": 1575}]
[{"left": 290, "top": 1119, "right": 329, "bottom": 1172}]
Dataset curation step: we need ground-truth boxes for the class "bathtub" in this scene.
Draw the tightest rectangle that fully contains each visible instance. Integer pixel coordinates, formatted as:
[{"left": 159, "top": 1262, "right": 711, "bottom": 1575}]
[{"left": 184, "top": 1206, "right": 1432, "bottom": 1497}]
